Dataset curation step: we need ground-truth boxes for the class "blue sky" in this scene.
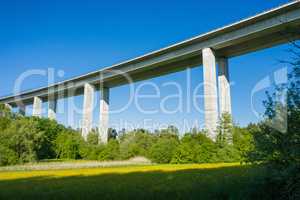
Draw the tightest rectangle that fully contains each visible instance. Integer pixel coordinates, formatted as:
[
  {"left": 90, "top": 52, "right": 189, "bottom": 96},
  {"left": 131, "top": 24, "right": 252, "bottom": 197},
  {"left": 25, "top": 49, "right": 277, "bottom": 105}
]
[{"left": 0, "top": 0, "right": 292, "bottom": 133}]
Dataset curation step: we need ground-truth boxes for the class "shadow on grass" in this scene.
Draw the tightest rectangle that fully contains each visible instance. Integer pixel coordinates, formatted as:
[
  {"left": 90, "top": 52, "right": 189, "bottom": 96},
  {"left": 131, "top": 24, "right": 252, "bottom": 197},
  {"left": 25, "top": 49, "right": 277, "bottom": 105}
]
[{"left": 0, "top": 165, "right": 268, "bottom": 200}]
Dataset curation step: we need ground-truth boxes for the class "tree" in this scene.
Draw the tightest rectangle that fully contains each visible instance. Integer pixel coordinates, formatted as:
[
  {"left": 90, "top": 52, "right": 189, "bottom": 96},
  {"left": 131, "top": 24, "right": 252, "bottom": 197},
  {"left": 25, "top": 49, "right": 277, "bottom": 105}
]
[
  {"left": 119, "top": 130, "right": 155, "bottom": 159},
  {"left": 55, "top": 129, "right": 85, "bottom": 159},
  {"left": 34, "top": 117, "right": 65, "bottom": 159},
  {"left": 159, "top": 126, "right": 180, "bottom": 140},
  {"left": 98, "top": 140, "right": 120, "bottom": 161},
  {"left": 216, "top": 113, "right": 233, "bottom": 147},
  {"left": 149, "top": 137, "right": 178, "bottom": 163},
  {"left": 171, "top": 132, "right": 217, "bottom": 164},
  {"left": 232, "top": 125, "right": 255, "bottom": 161},
  {"left": 171, "top": 142, "right": 197, "bottom": 164},
  {"left": 0, "top": 117, "right": 46, "bottom": 163},
  {"left": 87, "top": 129, "right": 99, "bottom": 145},
  {"left": 0, "top": 104, "right": 13, "bottom": 133},
  {"left": 0, "top": 145, "right": 18, "bottom": 166},
  {"left": 247, "top": 41, "right": 300, "bottom": 199},
  {"left": 248, "top": 44, "right": 300, "bottom": 167}
]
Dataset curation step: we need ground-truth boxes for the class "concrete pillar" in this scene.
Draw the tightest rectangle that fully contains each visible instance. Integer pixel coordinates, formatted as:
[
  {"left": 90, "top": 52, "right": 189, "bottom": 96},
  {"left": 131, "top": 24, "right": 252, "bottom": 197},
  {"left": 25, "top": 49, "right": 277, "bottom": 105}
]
[
  {"left": 202, "top": 48, "right": 219, "bottom": 140},
  {"left": 32, "top": 96, "right": 42, "bottom": 117},
  {"left": 48, "top": 98, "right": 57, "bottom": 120},
  {"left": 19, "top": 104, "right": 26, "bottom": 116},
  {"left": 99, "top": 87, "right": 109, "bottom": 144},
  {"left": 82, "top": 83, "right": 95, "bottom": 140},
  {"left": 218, "top": 58, "right": 232, "bottom": 115}
]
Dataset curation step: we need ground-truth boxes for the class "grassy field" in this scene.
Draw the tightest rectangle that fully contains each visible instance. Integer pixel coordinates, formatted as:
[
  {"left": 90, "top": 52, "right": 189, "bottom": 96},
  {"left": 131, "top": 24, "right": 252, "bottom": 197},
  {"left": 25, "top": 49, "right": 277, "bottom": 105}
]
[{"left": 0, "top": 162, "right": 266, "bottom": 200}]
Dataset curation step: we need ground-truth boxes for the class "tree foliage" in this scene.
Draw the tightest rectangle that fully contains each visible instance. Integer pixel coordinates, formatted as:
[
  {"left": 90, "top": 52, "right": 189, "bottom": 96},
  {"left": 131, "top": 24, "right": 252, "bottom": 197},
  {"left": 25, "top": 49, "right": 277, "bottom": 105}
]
[
  {"left": 149, "top": 137, "right": 178, "bottom": 164},
  {"left": 0, "top": 117, "right": 45, "bottom": 164},
  {"left": 216, "top": 112, "right": 233, "bottom": 147},
  {"left": 119, "top": 129, "right": 155, "bottom": 159},
  {"left": 246, "top": 42, "right": 300, "bottom": 199},
  {"left": 0, "top": 106, "right": 255, "bottom": 166},
  {"left": 55, "top": 129, "right": 84, "bottom": 159}
]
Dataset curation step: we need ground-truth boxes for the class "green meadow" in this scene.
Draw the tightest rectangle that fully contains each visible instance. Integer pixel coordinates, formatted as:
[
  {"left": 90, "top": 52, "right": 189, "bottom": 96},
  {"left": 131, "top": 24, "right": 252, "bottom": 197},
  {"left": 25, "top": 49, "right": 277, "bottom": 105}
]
[{"left": 0, "top": 162, "right": 267, "bottom": 200}]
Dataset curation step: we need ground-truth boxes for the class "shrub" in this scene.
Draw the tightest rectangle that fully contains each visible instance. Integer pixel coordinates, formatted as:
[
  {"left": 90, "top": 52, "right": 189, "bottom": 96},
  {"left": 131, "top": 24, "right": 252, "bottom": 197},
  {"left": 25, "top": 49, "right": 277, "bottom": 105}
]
[
  {"left": 0, "top": 104, "right": 13, "bottom": 131},
  {"left": 55, "top": 129, "right": 85, "bottom": 159},
  {"left": 119, "top": 130, "right": 155, "bottom": 159},
  {"left": 80, "top": 144, "right": 105, "bottom": 160},
  {"left": 34, "top": 117, "right": 65, "bottom": 159},
  {"left": 171, "top": 142, "right": 198, "bottom": 164},
  {"left": 149, "top": 137, "right": 178, "bottom": 163},
  {"left": 232, "top": 125, "right": 255, "bottom": 161},
  {"left": 215, "top": 145, "right": 241, "bottom": 163},
  {"left": 195, "top": 142, "right": 218, "bottom": 163},
  {"left": 87, "top": 129, "right": 99, "bottom": 145},
  {"left": 0, "top": 146, "right": 18, "bottom": 166},
  {"left": 0, "top": 117, "right": 46, "bottom": 164},
  {"left": 216, "top": 113, "right": 233, "bottom": 147},
  {"left": 171, "top": 132, "right": 217, "bottom": 164},
  {"left": 98, "top": 140, "right": 120, "bottom": 161}
]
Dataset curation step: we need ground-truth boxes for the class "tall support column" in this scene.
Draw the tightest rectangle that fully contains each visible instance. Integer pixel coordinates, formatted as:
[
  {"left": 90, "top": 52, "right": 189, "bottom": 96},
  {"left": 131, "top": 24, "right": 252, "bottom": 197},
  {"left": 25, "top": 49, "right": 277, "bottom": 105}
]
[
  {"left": 99, "top": 87, "right": 109, "bottom": 144},
  {"left": 218, "top": 58, "right": 232, "bottom": 115},
  {"left": 202, "top": 48, "right": 219, "bottom": 140},
  {"left": 82, "top": 83, "right": 95, "bottom": 140},
  {"left": 33, "top": 96, "right": 42, "bottom": 117},
  {"left": 48, "top": 98, "right": 57, "bottom": 120}
]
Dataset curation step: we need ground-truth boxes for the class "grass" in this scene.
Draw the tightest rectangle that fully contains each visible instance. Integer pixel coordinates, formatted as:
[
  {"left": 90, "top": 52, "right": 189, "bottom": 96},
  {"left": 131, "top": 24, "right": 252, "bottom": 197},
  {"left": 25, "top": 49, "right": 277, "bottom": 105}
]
[
  {"left": 0, "top": 157, "right": 152, "bottom": 171},
  {"left": 0, "top": 162, "right": 266, "bottom": 200}
]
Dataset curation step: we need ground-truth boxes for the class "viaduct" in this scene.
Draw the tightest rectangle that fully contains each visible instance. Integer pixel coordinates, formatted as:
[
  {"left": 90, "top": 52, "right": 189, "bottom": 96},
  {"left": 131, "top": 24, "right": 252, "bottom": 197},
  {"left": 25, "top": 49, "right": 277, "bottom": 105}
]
[{"left": 0, "top": 1, "right": 300, "bottom": 143}]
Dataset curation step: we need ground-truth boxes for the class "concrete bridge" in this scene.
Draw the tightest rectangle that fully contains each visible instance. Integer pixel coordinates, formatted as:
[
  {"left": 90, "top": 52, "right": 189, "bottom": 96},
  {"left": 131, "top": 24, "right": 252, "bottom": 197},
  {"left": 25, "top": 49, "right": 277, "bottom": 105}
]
[{"left": 1, "top": 1, "right": 300, "bottom": 143}]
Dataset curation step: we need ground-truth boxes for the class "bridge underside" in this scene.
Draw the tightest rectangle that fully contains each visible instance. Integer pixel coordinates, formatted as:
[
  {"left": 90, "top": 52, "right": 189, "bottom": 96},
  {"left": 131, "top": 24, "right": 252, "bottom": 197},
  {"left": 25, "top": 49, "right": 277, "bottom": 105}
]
[{"left": 6, "top": 22, "right": 300, "bottom": 107}]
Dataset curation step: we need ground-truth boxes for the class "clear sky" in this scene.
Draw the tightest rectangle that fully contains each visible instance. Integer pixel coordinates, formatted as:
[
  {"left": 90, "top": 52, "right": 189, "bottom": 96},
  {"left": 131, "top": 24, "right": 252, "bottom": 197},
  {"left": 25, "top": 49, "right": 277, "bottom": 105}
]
[{"left": 0, "top": 0, "right": 293, "bottom": 133}]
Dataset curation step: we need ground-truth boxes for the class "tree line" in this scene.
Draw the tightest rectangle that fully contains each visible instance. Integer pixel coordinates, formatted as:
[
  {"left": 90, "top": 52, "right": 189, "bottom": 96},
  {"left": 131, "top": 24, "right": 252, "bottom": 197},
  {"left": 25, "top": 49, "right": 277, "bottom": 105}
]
[{"left": 0, "top": 107, "right": 254, "bottom": 165}]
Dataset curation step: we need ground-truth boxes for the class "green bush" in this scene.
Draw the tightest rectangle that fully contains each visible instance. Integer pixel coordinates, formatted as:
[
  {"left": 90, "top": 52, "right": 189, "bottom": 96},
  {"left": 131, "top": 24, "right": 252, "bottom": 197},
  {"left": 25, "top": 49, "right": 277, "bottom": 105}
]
[
  {"left": 195, "top": 142, "right": 218, "bottom": 163},
  {"left": 171, "top": 133, "right": 218, "bottom": 164},
  {"left": 0, "top": 107, "right": 85, "bottom": 165},
  {"left": 87, "top": 129, "right": 99, "bottom": 145},
  {"left": 0, "top": 104, "right": 13, "bottom": 131},
  {"left": 232, "top": 126, "right": 254, "bottom": 161},
  {"left": 215, "top": 145, "right": 241, "bottom": 163},
  {"left": 0, "top": 117, "right": 46, "bottom": 164},
  {"left": 34, "top": 117, "right": 65, "bottom": 159},
  {"left": 0, "top": 108, "right": 48, "bottom": 165},
  {"left": 98, "top": 140, "right": 120, "bottom": 161},
  {"left": 80, "top": 144, "right": 105, "bottom": 160},
  {"left": 119, "top": 130, "right": 155, "bottom": 159},
  {"left": 216, "top": 113, "right": 233, "bottom": 147},
  {"left": 171, "top": 142, "right": 197, "bottom": 164},
  {"left": 55, "top": 129, "right": 85, "bottom": 159},
  {"left": 149, "top": 137, "right": 178, "bottom": 163},
  {"left": 0, "top": 146, "right": 18, "bottom": 166}
]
